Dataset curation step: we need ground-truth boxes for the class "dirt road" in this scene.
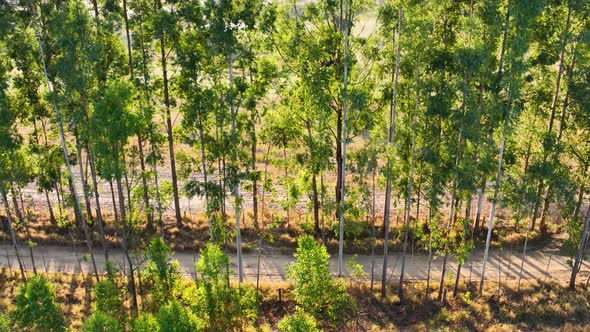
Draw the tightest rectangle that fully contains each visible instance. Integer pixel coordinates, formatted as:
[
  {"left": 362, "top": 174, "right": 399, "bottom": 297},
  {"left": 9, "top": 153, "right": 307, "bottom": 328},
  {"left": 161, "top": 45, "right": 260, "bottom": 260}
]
[{"left": 0, "top": 244, "right": 583, "bottom": 284}]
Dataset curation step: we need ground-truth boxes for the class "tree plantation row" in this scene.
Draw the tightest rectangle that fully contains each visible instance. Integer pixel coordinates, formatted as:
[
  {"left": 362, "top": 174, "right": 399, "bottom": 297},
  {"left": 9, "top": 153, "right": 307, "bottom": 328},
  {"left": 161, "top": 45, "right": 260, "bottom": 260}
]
[{"left": 0, "top": 0, "right": 590, "bottom": 323}]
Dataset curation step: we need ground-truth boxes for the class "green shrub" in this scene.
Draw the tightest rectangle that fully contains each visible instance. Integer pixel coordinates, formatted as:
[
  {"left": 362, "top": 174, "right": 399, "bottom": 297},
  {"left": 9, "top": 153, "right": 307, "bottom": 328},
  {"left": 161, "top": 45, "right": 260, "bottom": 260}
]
[
  {"left": 188, "top": 243, "right": 258, "bottom": 330},
  {"left": 93, "top": 280, "right": 124, "bottom": 322},
  {"left": 132, "top": 313, "right": 159, "bottom": 332},
  {"left": 12, "top": 275, "right": 65, "bottom": 332},
  {"left": 157, "top": 301, "right": 203, "bottom": 332},
  {"left": 0, "top": 313, "right": 10, "bottom": 332},
  {"left": 82, "top": 312, "right": 123, "bottom": 332},
  {"left": 287, "top": 235, "right": 351, "bottom": 321},
  {"left": 143, "top": 237, "right": 182, "bottom": 307},
  {"left": 278, "top": 309, "right": 321, "bottom": 332}
]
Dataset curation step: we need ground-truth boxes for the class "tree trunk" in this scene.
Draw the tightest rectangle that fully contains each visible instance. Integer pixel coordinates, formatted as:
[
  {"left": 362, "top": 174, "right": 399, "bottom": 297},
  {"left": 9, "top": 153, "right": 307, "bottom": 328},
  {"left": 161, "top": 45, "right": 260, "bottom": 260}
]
[
  {"left": 2, "top": 192, "right": 27, "bottom": 282},
  {"left": 229, "top": 56, "right": 244, "bottom": 283},
  {"left": 573, "top": 164, "right": 588, "bottom": 221},
  {"left": 480, "top": 84, "right": 512, "bottom": 294},
  {"left": 261, "top": 144, "right": 271, "bottom": 227},
  {"left": 399, "top": 55, "right": 416, "bottom": 302},
  {"left": 116, "top": 175, "right": 139, "bottom": 316},
  {"left": 370, "top": 169, "right": 376, "bottom": 302},
  {"left": 137, "top": 135, "right": 152, "bottom": 230},
  {"left": 251, "top": 116, "right": 259, "bottom": 231},
  {"left": 44, "top": 190, "right": 57, "bottom": 226},
  {"left": 304, "top": 121, "right": 321, "bottom": 234},
  {"left": 74, "top": 132, "right": 95, "bottom": 225},
  {"left": 86, "top": 146, "right": 108, "bottom": 261},
  {"left": 336, "top": 0, "right": 352, "bottom": 277},
  {"left": 110, "top": 180, "right": 119, "bottom": 228},
  {"left": 20, "top": 192, "right": 37, "bottom": 276},
  {"left": 157, "top": 0, "right": 182, "bottom": 227},
  {"left": 382, "top": 5, "right": 402, "bottom": 297},
  {"left": 198, "top": 116, "right": 211, "bottom": 235},
  {"left": 474, "top": 175, "right": 486, "bottom": 232},
  {"left": 570, "top": 204, "right": 590, "bottom": 289}
]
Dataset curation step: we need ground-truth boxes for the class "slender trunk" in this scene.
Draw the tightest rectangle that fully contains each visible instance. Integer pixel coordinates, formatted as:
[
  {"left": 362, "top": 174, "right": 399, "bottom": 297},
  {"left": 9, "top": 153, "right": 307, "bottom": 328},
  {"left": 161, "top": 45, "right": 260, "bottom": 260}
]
[
  {"left": 415, "top": 165, "right": 423, "bottom": 221},
  {"left": 251, "top": 116, "right": 259, "bottom": 231},
  {"left": 122, "top": 152, "right": 133, "bottom": 214},
  {"left": 17, "top": 190, "right": 37, "bottom": 275},
  {"left": 2, "top": 192, "right": 27, "bottom": 282},
  {"left": 10, "top": 189, "right": 23, "bottom": 222},
  {"left": 44, "top": 190, "right": 57, "bottom": 226},
  {"left": 229, "top": 57, "right": 244, "bottom": 283},
  {"left": 474, "top": 175, "right": 486, "bottom": 232},
  {"left": 370, "top": 169, "right": 376, "bottom": 302},
  {"left": 138, "top": 135, "right": 152, "bottom": 230},
  {"left": 382, "top": 5, "right": 402, "bottom": 296},
  {"left": 480, "top": 78, "right": 513, "bottom": 294},
  {"left": 305, "top": 121, "right": 321, "bottom": 234},
  {"left": 110, "top": 180, "right": 119, "bottom": 227},
  {"left": 570, "top": 204, "right": 590, "bottom": 289},
  {"left": 320, "top": 172, "right": 326, "bottom": 244},
  {"left": 283, "top": 147, "right": 290, "bottom": 225},
  {"left": 116, "top": 175, "right": 138, "bottom": 316},
  {"left": 198, "top": 116, "right": 211, "bottom": 235},
  {"left": 261, "top": 144, "right": 271, "bottom": 227},
  {"left": 74, "top": 132, "right": 95, "bottom": 225},
  {"left": 157, "top": 0, "right": 182, "bottom": 227},
  {"left": 337, "top": 0, "right": 352, "bottom": 277},
  {"left": 399, "top": 58, "right": 417, "bottom": 301},
  {"left": 425, "top": 232, "right": 433, "bottom": 301},
  {"left": 150, "top": 138, "right": 165, "bottom": 237},
  {"left": 573, "top": 165, "right": 587, "bottom": 221},
  {"left": 87, "top": 147, "right": 108, "bottom": 260},
  {"left": 454, "top": 195, "right": 472, "bottom": 297}
]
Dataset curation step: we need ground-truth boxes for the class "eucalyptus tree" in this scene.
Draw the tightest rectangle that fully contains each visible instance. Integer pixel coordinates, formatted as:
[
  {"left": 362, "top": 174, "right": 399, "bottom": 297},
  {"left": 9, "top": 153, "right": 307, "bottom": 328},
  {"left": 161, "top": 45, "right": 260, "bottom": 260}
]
[
  {"left": 202, "top": 0, "right": 276, "bottom": 283},
  {"left": 4, "top": 19, "right": 60, "bottom": 226},
  {"left": 0, "top": 32, "right": 27, "bottom": 280},
  {"left": 480, "top": 0, "right": 546, "bottom": 293},
  {"left": 151, "top": 0, "right": 182, "bottom": 227},
  {"left": 120, "top": 0, "right": 153, "bottom": 230},
  {"left": 129, "top": 0, "right": 165, "bottom": 232},
  {"left": 378, "top": 0, "right": 403, "bottom": 298},
  {"left": 90, "top": 79, "right": 139, "bottom": 315},
  {"left": 278, "top": 0, "right": 374, "bottom": 277},
  {"left": 531, "top": 1, "right": 587, "bottom": 233},
  {"left": 29, "top": 0, "right": 101, "bottom": 281},
  {"left": 568, "top": 31, "right": 590, "bottom": 288},
  {"left": 174, "top": 0, "right": 214, "bottom": 232}
]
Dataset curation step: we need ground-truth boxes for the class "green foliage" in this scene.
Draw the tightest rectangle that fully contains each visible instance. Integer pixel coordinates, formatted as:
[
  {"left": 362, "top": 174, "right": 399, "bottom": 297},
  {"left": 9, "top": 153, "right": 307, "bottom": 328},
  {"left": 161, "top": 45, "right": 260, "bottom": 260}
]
[
  {"left": 287, "top": 236, "right": 351, "bottom": 321},
  {"left": 278, "top": 309, "right": 321, "bottom": 332},
  {"left": 156, "top": 301, "right": 203, "bottom": 332},
  {"left": 132, "top": 313, "right": 160, "bottom": 332},
  {"left": 143, "top": 237, "right": 182, "bottom": 307},
  {"left": 12, "top": 275, "right": 65, "bottom": 332},
  {"left": 186, "top": 243, "right": 258, "bottom": 330},
  {"left": 93, "top": 280, "right": 124, "bottom": 323},
  {"left": 82, "top": 312, "right": 123, "bottom": 332},
  {"left": 0, "top": 313, "right": 10, "bottom": 332}
]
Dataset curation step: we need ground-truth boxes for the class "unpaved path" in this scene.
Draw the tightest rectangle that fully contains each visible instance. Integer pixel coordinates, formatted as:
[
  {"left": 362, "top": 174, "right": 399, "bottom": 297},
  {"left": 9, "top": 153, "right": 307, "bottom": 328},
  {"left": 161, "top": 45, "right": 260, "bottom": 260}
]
[{"left": 0, "top": 244, "right": 585, "bottom": 284}]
